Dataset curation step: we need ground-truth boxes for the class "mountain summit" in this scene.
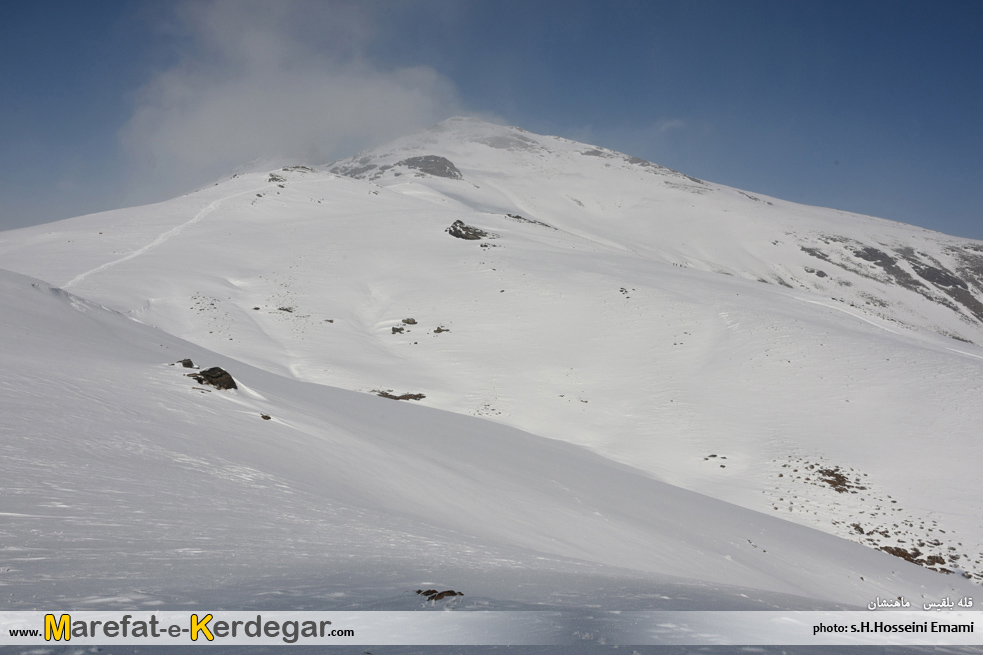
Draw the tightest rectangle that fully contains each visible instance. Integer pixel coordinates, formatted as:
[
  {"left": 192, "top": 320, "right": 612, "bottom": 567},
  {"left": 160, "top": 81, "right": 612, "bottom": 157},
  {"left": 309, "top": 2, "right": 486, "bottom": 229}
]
[{"left": 329, "top": 117, "right": 983, "bottom": 343}]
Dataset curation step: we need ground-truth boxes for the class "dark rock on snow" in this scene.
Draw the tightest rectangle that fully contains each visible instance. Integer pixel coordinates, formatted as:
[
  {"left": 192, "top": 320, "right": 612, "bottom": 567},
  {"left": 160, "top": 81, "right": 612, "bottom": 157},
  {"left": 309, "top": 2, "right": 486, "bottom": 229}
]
[
  {"left": 398, "top": 155, "right": 463, "bottom": 180},
  {"left": 377, "top": 391, "right": 426, "bottom": 401},
  {"left": 188, "top": 367, "right": 238, "bottom": 390},
  {"left": 446, "top": 220, "right": 488, "bottom": 240},
  {"left": 416, "top": 589, "right": 463, "bottom": 601}
]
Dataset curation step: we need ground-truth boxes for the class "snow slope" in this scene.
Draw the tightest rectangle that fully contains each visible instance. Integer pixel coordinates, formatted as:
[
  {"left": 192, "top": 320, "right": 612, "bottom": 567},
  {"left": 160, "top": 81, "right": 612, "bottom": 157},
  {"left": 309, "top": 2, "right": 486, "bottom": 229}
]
[
  {"left": 332, "top": 117, "right": 983, "bottom": 345},
  {"left": 0, "top": 269, "right": 977, "bottom": 613},
  {"left": 1, "top": 119, "right": 981, "bottom": 607}
]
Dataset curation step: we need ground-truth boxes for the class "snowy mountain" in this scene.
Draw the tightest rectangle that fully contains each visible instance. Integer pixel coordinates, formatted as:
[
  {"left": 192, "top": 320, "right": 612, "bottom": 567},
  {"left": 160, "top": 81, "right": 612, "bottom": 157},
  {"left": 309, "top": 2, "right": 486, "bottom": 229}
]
[
  {"left": 330, "top": 117, "right": 983, "bottom": 343},
  {"left": 1, "top": 118, "right": 981, "bottom": 612}
]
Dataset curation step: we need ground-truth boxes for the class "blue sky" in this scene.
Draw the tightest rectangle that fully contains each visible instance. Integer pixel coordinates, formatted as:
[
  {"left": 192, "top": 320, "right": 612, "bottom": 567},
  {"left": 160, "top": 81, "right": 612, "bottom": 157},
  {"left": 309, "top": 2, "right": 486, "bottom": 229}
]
[{"left": 2, "top": 0, "right": 981, "bottom": 239}]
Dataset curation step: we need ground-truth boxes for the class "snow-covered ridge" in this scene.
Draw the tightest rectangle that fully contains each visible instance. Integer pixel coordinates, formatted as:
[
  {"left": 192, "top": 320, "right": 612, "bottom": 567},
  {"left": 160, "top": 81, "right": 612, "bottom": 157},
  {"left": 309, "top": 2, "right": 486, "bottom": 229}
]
[
  {"left": 329, "top": 117, "right": 983, "bottom": 345},
  {"left": 329, "top": 116, "right": 706, "bottom": 187}
]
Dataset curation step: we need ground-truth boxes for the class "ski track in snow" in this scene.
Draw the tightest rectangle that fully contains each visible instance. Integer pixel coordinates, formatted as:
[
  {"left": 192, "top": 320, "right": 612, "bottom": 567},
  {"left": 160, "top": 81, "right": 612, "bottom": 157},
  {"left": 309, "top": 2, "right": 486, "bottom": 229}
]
[
  {"left": 63, "top": 189, "right": 254, "bottom": 289},
  {"left": 942, "top": 346, "right": 983, "bottom": 361},
  {"left": 798, "top": 296, "right": 983, "bottom": 361},
  {"left": 795, "top": 297, "right": 904, "bottom": 336}
]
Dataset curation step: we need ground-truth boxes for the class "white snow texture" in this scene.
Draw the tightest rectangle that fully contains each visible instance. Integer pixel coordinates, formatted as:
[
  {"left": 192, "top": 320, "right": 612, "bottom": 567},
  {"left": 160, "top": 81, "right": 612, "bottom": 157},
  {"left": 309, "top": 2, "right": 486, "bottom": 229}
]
[{"left": 1, "top": 119, "right": 981, "bottom": 638}]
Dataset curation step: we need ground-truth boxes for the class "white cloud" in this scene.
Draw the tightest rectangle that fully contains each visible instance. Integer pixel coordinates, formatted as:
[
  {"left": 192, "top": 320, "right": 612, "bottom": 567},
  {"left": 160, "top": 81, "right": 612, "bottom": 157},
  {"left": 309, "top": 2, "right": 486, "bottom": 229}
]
[
  {"left": 651, "top": 118, "right": 685, "bottom": 135},
  {"left": 118, "top": 0, "right": 462, "bottom": 202}
]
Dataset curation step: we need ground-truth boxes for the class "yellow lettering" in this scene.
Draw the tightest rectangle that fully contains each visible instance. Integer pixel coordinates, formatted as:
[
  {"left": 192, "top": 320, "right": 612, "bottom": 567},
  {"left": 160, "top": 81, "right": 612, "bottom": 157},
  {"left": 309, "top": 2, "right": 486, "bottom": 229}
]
[
  {"left": 45, "top": 614, "right": 70, "bottom": 642},
  {"left": 191, "top": 614, "right": 213, "bottom": 642}
]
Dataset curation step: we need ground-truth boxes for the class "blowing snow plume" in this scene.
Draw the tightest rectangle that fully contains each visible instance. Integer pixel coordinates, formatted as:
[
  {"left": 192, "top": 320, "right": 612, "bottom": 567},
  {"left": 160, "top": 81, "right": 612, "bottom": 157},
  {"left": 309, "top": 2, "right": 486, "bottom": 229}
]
[{"left": 118, "top": 0, "right": 461, "bottom": 204}]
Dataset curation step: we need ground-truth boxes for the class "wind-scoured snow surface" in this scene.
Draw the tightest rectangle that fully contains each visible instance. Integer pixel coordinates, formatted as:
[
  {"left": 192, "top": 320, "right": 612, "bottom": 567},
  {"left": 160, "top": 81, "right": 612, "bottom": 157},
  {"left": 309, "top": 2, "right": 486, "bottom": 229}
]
[{"left": 1, "top": 119, "right": 982, "bottom": 638}]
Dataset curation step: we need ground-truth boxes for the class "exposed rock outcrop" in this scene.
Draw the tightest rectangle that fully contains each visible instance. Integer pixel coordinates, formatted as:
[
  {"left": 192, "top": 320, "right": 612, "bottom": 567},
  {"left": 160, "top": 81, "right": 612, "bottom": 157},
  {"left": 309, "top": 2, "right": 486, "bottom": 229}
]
[
  {"left": 446, "top": 220, "right": 488, "bottom": 240},
  {"left": 188, "top": 367, "right": 237, "bottom": 390}
]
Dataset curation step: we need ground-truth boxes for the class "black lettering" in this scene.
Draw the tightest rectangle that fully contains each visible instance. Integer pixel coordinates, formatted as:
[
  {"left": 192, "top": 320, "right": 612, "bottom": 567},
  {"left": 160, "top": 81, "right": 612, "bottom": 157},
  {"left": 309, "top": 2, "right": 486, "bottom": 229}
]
[{"left": 245, "top": 616, "right": 261, "bottom": 638}]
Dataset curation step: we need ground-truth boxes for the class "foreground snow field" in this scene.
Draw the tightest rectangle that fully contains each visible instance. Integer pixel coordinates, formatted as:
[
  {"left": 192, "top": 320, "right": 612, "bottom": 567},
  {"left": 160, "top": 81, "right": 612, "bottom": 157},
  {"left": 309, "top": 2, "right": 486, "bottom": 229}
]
[
  {"left": 1, "top": 120, "right": 981, "bottom": 634},
  {"left": 4, "top": 268, "right": 975, "bottom": 610}
]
